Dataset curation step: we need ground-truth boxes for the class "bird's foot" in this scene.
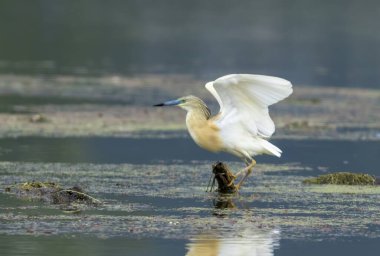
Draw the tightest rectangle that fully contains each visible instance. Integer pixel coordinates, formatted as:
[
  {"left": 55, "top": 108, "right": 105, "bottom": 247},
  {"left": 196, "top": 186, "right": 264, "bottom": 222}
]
[{"left": 226, "top": 174, "right": 237, "bottom": 187}]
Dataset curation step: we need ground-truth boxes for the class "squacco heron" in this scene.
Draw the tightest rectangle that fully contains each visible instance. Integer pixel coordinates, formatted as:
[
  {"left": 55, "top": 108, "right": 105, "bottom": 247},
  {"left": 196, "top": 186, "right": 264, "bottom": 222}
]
[{"left": 154, "top": 74, "right": 293, "bottom": 190}]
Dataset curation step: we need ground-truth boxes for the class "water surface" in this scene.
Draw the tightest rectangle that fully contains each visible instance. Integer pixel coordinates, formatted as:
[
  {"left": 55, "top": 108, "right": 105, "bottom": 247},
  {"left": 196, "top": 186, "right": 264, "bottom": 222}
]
[
  {"left": 0, "top": 137, "right": 378, "bottom": 173},
  {"left": 1, "top": 137, "right": 380, "bottom": 256},
  {"left": 1, "top": 1, "right": 380, "bottom": 87}
]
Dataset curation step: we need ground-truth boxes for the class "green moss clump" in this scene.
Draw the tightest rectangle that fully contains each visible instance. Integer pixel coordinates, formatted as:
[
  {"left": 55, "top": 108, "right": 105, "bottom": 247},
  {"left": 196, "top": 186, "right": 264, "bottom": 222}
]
[
  {"left": 303, "top": 172, "right": 376, "bottom": 185},
  {"left": 19, "top": 181, "right": 60, "bottom": 191}
]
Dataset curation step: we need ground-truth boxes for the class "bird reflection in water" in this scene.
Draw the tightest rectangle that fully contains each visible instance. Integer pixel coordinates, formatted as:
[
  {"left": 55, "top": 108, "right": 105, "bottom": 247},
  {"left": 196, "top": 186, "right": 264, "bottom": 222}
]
[
  {"left": 186, "top": 229, "right": 280, "bottom": 256},
  {"left": 186, "top": 195, "right": 280, "bottom": 256}
]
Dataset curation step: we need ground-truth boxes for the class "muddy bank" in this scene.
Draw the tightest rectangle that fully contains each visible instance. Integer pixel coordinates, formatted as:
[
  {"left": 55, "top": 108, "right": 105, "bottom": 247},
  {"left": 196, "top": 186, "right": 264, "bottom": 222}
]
[{"left": 0, "top": 74, "right": 379, "bottom": 140}]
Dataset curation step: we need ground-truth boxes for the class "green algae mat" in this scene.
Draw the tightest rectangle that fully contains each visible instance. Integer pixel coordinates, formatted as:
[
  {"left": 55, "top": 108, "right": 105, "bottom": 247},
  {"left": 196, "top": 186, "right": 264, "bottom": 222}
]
[{"left": 303, "top": 172, "right": 377, "bottom": 185}]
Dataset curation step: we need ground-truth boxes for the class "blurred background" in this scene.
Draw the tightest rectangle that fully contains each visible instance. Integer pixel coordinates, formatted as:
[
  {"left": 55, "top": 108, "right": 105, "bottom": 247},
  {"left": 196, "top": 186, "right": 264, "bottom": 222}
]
[
  {"left": 2, "top": 2, "right": 380, "bottom": 255},
  {"left": 1, "top": 0, "right": 379, "bottom": 88}
]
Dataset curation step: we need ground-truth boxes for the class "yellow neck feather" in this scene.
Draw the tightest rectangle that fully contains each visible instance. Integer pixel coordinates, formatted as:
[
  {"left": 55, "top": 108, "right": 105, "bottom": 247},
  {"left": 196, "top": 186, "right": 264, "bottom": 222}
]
[{"left": 185, "top": 109, "right": 222, "bottom": 152}]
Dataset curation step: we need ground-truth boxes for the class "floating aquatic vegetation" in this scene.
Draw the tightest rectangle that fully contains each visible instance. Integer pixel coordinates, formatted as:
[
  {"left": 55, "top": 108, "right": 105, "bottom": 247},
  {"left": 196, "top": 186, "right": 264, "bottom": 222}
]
[
  {"left": 20, "top": 181, "right": 59, "bottom": 190},
  {"left": 29, "top": 114, "right": 49, "bottom": 123},
  {"left": 287, "top": 97, "right": 322, "bottom": 105},
  {"left": 5, "top": 181, "right": 101, "bottom": 212},
  {"left": 303, "top": 172, "right": 376, "bottom": 185},
  {"left": 0, "top": 75, "right": 379, "bottom": 140},
  {"left": 1, "top": 161, "right": 380, "bottom": 241},
  {"left": 306, "top": 184, "right": 380, "bottom": 194}
]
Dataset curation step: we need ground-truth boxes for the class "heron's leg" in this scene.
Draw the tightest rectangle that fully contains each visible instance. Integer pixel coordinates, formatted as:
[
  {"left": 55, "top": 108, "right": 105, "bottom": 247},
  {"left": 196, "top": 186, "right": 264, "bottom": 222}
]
[
  {"left": 234, "top": 159, "right": 251, "bottom": 178},
  {"left": 236, "top": 159, "right": 256, "bottom": 190},
  {"left": 226, "top": 176, "right": 236, "bottom": 187},
  {"left": 226, "top": 159, "right": 250, "bottom": 187}
]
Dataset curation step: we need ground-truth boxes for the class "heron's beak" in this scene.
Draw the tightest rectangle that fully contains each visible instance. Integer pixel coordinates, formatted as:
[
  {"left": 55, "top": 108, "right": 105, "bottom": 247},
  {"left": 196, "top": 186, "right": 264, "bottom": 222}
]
[{"left": 153, "top": 99, "right": 181, "bottom": 107}]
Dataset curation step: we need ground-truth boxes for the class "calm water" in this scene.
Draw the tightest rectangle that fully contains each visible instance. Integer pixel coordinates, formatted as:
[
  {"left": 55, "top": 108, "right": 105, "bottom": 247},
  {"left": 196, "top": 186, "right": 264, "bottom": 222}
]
[
  {"left": 1, "top": 137, "right": 380, "bottom": 256},
  {"left": 0, "top": 137, "right": 379, "bottom": 173},
  {"left": 0, "top": 235, "right": 379, "bottom": 256},
  {"left": 1, "top": 0, "right": 380, "bottom": 88}
]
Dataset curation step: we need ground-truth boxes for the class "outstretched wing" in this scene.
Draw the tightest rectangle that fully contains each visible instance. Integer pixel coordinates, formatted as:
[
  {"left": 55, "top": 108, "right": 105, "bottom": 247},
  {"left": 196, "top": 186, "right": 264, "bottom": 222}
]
[{"left": 205, "top": 74, "right": 292, "bottom": 138}]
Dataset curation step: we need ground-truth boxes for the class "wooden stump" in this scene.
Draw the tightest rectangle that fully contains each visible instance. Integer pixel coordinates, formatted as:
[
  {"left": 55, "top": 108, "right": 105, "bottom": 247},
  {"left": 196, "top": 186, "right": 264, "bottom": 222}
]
[{"left": 210, "top": 162, "right": 237, "bottom": 193}]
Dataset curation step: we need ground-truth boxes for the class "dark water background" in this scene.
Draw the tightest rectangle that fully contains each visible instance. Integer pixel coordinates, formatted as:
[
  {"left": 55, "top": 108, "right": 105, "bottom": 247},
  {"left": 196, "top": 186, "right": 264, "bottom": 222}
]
[
  {"left": 1, "top": 0, "right": 380, "bottom": 87},
  {"left": 1, "top": 137, "right": 379, "bottom": 174}
]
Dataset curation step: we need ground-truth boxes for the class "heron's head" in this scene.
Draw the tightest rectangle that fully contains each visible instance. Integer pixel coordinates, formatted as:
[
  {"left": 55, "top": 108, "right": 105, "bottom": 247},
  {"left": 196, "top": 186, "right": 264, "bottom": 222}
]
[{"left": 154, "top": 95, "right": 210, "bottom": 115}]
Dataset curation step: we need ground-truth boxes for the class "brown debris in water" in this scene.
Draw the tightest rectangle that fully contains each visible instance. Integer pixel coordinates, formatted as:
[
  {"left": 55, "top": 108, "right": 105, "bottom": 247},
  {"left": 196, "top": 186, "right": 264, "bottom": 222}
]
[{"left": 208, "top": 162, "right": 237, "bottom": 194}]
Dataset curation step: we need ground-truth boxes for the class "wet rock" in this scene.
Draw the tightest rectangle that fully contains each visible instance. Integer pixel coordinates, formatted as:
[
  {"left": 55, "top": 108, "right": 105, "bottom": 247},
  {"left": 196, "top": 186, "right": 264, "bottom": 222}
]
[
  {"left": 5, "top": 181, "right": 101, "bottom": 211},
  {"left": 52, "top": 186, "right": 100, "bottom": 206}
]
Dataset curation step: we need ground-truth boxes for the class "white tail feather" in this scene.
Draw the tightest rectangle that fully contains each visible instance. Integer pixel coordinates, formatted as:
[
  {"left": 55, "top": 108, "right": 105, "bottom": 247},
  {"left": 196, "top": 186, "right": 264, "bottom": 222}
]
[{"left": 259, "top": 139, "right": 282, "bottom": 158}]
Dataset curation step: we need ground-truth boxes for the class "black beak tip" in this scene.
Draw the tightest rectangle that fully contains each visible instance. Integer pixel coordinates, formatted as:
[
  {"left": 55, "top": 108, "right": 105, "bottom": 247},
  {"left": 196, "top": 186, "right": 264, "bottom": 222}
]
[{"left": 153, "top": 103, "right": 164, "bottom": 107}]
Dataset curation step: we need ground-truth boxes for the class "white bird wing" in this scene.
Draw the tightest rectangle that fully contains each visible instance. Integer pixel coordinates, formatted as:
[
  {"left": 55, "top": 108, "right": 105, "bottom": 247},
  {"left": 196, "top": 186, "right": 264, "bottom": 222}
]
[{"left": 205, "top": 74, "right": 293, "bottom": 138}]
